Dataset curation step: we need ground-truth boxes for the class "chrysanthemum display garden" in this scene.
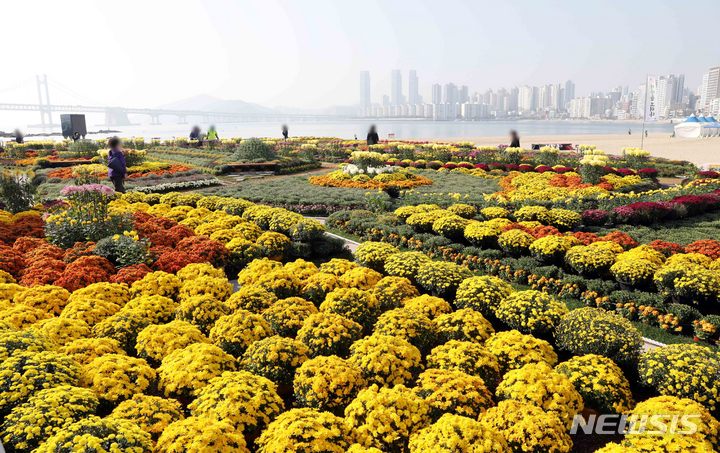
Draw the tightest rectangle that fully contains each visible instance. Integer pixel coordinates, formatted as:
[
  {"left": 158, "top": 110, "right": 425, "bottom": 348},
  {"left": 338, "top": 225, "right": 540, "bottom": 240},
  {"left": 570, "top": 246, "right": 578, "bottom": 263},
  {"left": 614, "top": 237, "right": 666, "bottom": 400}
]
[{"left": 1, "top": 136, "right": 719, "bottom": 452}]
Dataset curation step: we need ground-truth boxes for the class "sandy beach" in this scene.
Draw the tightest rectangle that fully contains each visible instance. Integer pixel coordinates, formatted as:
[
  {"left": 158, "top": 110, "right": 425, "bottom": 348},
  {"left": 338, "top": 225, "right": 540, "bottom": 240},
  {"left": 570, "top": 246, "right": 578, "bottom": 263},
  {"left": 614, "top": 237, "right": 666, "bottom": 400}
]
[{"left": 455, "top": 134, "right": 720, "bottom": 167}]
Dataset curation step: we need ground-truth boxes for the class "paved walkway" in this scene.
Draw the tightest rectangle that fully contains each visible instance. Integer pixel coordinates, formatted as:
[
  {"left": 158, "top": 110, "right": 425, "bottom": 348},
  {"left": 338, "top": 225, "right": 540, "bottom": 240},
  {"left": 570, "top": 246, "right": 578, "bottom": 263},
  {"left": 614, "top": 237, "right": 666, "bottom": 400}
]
[{"left": 326, "top": 231, "right": 359, "bottom": 253}]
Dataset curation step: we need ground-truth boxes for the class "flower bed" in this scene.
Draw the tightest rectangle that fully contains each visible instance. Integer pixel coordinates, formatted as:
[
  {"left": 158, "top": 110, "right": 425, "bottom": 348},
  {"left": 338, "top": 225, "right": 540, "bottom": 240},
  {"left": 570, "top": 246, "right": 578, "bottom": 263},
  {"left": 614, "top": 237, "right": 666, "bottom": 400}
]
[
  {"left": 309, "top": 169, "right": 433, "bottom": 190},
  {"left": 3, "top": 141, "right": 720, "bottom": 452},
  {"left": 329, "top": 208, "right": 720, "bottom": 343},
  {"left": 47, "top": 163, "right": 193, "bottom": 180},
  {"left": 1, "top": 229, "right": 719, "bottom": 452}
]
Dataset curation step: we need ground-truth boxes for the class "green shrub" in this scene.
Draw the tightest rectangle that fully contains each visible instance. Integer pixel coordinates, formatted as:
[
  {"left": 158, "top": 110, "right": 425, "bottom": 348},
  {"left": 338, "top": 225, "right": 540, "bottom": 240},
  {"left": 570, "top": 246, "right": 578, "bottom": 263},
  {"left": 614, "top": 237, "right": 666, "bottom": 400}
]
[
  {"left": 93, "top": 235, "right": 152, "bottom": 267},
  {"left": 66, "top": 140, "right": 100, "bottom": 158},
  {"left": 234, "top": 138, "right": 276, "bottom": 162},
  {"left": 0, "top": 171, "right": 35, "bottom": 213},
  {"left": 666, "top": 303, "right": 703, "bottom": 332}
]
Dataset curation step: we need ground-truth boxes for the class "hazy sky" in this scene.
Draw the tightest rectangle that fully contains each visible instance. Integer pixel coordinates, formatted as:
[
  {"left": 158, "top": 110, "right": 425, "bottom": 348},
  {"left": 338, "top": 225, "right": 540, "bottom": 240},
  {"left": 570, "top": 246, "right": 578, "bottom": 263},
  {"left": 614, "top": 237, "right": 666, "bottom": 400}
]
[{"left": 2, "top": 0, "right": 716, "bottom": 109}]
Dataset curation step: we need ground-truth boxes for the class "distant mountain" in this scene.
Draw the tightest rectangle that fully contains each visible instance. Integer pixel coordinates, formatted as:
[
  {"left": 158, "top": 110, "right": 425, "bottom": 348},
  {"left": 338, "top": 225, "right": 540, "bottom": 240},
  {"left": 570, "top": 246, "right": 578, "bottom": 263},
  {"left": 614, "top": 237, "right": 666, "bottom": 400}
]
[
  {"left": 272, "top": 104, "right": 357, "bottom": 116},
  {"left": 159, "top": 94, "right": 274, "bottom": 114}
]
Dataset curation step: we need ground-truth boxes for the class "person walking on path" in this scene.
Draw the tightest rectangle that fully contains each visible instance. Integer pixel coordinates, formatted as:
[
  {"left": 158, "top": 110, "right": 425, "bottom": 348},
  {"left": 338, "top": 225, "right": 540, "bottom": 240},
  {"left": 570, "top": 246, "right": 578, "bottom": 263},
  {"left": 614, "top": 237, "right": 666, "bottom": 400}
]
[
  {"left": 509, "top": 130, "right": 520, "bottom": 147},
  {"left": 107, "top": 136, "right": 127, "bottom": 193},
  {"left": 366, "top": 125, "right": 379, "bottom": 145}
]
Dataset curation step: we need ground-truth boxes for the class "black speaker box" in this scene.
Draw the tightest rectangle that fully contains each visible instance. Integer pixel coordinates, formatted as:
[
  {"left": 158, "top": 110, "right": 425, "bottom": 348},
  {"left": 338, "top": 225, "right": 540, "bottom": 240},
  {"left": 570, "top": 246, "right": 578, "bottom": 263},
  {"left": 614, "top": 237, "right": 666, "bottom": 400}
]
[{"left": 60, "top": 114, "right": 87, "bottom": 138}]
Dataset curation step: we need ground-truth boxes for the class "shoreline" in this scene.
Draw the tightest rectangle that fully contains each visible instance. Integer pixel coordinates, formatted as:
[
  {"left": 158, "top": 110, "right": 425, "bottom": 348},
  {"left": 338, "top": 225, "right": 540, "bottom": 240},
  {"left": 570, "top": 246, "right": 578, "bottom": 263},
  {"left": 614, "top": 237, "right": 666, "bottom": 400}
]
[{"left": 448, "top": 133, "right": 720, "bottom": 166}]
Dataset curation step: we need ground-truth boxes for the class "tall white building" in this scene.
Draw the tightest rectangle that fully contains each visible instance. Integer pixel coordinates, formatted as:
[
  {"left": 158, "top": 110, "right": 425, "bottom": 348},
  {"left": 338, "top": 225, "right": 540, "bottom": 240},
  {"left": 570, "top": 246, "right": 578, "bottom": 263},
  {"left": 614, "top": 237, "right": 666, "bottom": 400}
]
[
  {"left": 391, "top": 70, "right": 403, "bottom": 106},
  {"left": 518, "top": 85, "right": 536, "bottom": 113},
  {"left": 699, "top": 67, "right": 720, "bottom": 114},
  {"left": 508, "top": 87, "right": 519, "bottom": 112},
  {"left": 433, "top": 103, "right": 459, "bottom": 121},
  {"left": 459, "top": 85, "right": 469, "bottom": 103},
  {"left": 656, "top": 74, "right": 685, "bottom": 118},
  {"left": 431, "top": 84, "right": 442, "bottom": 104},
  {"left": 408, "top": 70, "right": 420, "bottom": 105},
  {"left": 674, "top": 74, "right": 685, "bottom": 105},
  {"left": 569, "top": 97, "right": 611, "bottom": 118},
  {"left": 710, "top": 98, "right": 720, "bottom": 116},
  {"left": 359, "top": 71, "right": 371, "bottom": 111},
  {"left": 550, "top": 83, "right": 562, "bottom": 111},
  {"left": 569, "top": 98, "right": 590, "bottom": 118},
  {"left": 564, "top": 80, "right": 576, "bottom": 105},
  {"left": 461, "top": 103, "right": 489, "bottom": 120},
  {"left": 537, "top": 85, "right": 548, "bottom": 110},
  {"left": 443, "top": 83, "right": 459, "bottom": 104}
]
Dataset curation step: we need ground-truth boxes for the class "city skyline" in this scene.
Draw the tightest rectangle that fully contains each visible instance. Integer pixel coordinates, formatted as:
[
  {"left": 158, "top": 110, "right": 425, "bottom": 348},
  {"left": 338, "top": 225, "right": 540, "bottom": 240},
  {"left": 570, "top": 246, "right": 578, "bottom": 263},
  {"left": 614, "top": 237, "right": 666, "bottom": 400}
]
[
  {"left": 357, "top": 66, "right": 719, "bottom": 120},
  {"left": 1, "top": 0, "right": 717, "bottom": 112}
]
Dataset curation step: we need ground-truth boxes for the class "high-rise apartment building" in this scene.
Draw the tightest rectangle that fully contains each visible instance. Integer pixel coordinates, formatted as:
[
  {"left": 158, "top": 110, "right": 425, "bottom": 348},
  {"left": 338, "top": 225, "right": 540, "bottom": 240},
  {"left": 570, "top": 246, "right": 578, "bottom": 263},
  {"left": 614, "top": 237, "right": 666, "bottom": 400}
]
[
  {"left": 673, "top": 74, "right": 685, "bottom": 105},
  {"left": 508, "top": 87, "right": 519, "bottom": 112},
  {"left": 431, "top": 84, "right": 442, "bottom": 104},
  {"left": 443, "top": 83, "right": 458, "bottom": 104},
  {"left": 564, "top": 80, "right": 576, "bottom": 105},
  {"left": 359, "top": 71, "right": 371, "bottom": 109},
  {"left": 391, "top": 70, "right": 403, "bottom": 106},
  {"left": 656, "top": 75, "right": 681, "bottom": 118},
  {"left": 408, "top": 70, "right": 419, "bottom": 105},
  {"left": 459, "top": 85, "right": 469, "bottom": 104},
  {"left": 550, "top": 84, "right": 562, "bottom": 111},
  {"left": 699, "top": 67, "right": 720, "bottom": 114},
  {"left": 518, "top": 85, "right": 536, "bottom": 113},
  {"left": 538, "top": 84, "right": 555, "bottom": 110}
]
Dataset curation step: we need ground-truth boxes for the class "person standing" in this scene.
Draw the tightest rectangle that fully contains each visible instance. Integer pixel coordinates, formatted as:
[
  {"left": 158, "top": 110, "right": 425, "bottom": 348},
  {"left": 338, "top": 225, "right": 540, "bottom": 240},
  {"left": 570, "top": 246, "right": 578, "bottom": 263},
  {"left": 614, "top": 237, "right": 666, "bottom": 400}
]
[
  {"left": 509, "top": 130, "right": 520, "bottom": 147},
  {"left": 366, "top": 125, "right": 379, "bottom": 145},
  {"left": 282, "top": 124, "right": 289, "bottom": 141},
  {"left": 13, "top": 129, "right": 24, "bottom": 144},
  {"left": 628, "top": 129, "right": 632, "bottom": 135},
  {"left": 206, "top": 125, "right": 219, "bottom": 142},
  {"left": 106, "top": 136, "right": 127, "bottom": 193}
]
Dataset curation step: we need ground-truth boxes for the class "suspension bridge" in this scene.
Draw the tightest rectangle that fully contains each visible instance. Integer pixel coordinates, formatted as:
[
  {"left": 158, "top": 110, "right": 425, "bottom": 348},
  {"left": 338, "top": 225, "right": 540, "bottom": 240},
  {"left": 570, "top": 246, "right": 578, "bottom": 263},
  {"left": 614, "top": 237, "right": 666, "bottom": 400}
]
[{"left": 0, "top": 75, "right": 341, "bottom": 130}]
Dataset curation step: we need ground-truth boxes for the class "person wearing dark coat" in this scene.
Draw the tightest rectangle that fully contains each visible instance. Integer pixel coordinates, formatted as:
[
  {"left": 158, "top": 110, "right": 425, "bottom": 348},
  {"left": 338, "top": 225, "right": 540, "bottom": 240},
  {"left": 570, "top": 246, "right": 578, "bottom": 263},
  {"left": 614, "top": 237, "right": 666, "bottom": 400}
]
[
  {"left": 366, "top": 125, "right": 379, "bottom": 145},
  {"left": 106, "top": 136, "right": 127, "bottom": 193},
  {"left": 509, "top": 130, "right": 520, "bottom": 147}
]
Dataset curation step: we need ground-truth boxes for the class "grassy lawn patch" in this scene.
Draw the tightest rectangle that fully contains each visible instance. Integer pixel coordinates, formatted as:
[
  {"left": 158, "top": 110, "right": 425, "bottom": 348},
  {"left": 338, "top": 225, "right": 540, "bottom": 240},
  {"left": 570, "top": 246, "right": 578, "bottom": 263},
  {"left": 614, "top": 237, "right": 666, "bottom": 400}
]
[{"left": 200, "top": 169, "right": 499, "bottom": 214}]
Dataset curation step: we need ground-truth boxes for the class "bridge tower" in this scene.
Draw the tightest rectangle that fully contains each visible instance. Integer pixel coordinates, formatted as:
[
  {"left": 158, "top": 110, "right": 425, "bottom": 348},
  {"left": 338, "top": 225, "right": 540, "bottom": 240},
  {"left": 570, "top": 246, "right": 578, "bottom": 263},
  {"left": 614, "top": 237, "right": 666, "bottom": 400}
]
[
  {"left": 105, "top": 108, "right": 131, "bottom": 126},
  {"left": 36, "top": 74, "right": 53, "bottom": 129}
]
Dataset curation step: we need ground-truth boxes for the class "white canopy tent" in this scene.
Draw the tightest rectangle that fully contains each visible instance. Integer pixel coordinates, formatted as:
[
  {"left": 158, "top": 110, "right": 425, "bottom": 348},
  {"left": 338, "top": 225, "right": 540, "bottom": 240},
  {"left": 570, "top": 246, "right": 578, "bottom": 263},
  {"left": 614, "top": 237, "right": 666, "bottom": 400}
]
[{"left": 675, "top": 115, "right": 720, "bottom": 138}]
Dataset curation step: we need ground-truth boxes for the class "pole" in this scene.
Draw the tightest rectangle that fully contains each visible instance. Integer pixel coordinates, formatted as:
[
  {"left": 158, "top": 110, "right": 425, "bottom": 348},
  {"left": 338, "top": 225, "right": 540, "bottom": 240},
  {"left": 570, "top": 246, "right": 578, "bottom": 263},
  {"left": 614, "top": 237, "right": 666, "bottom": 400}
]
[
  {"left": 43, "top": 75, "right": 52, "bottom": 127},
  {"left": 35, "top": 75, "right": 45, "bottom": 129},
  {"left": 640, "top": 74, "right": 648, "bottom": 149}
]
